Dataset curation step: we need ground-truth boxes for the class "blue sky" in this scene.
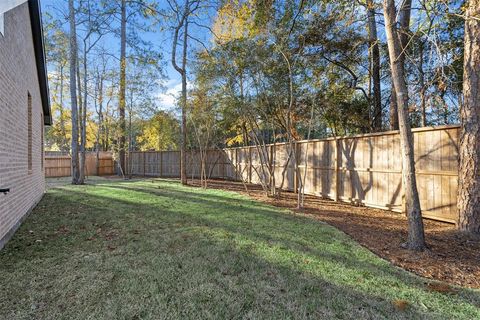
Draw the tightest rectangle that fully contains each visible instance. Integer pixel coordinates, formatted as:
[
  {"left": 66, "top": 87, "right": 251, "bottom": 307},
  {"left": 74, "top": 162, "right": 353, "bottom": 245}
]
[{"left": 40, "top": 0, "right": 214, "bottom": 113}]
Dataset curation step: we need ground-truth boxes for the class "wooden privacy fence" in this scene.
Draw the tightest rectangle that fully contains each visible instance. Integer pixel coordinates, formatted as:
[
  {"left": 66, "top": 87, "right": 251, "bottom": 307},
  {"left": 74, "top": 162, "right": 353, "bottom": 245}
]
[
  {"left": 45, "top": 152, "right": 115, "bottom": 177},
  {"left": 127, "top": 150, "right": 231, "bottom": 179},
  {"left": 128, "top": 125, "right": 460, "bottom": 224}
]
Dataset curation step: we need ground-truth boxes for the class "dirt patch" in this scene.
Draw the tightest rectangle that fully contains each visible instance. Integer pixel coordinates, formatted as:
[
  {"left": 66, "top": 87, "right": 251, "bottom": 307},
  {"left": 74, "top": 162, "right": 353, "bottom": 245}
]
[{"left": 189, "top": 179, "right": 480, "bottom": 289}]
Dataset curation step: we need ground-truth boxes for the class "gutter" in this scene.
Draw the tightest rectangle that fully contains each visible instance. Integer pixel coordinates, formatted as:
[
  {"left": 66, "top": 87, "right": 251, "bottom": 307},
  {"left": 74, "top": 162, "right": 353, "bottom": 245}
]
[{"left": 28, "top": 0, "right": 51, "bottom": 125}]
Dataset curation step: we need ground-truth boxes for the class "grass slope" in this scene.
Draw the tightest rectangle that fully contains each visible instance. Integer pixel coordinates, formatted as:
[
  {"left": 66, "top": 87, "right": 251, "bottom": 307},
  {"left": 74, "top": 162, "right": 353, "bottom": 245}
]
[{"left": 0, "top": 179, "right": 479, "bottom": 319}]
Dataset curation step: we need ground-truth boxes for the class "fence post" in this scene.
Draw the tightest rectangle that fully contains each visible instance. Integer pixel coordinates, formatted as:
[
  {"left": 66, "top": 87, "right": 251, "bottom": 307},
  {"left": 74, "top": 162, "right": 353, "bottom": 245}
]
[
  {"left": 235, "top": 148, "right": 238, "bottom": 180},
  {"left": 143, "top": 152, "right": 146, "bottom": 176},
  {"left": 334, "top": 138, "right": 340, "bottom": 202},
  {"left": 269, "top": 144, "right": 273, "bottom": 188},
  {"left": 249, "top": 147, "right": 252, "bottom": 184},
  {"left": 272, "top": 143, "right": 276, "bottom": 188},
  {"left": 124, "top": 152, "right": 127, "bottom": 176},
  {"left": 221, "top": 151, "right": 226, "bottom": 179},
  {"left": 130, "top": 152, "right": 133, "bottom": 176},
  {"left": 125, "top": 150, "right": 130, "bottom": 176},
  {"left": 160, "top": 151, "right": 163, "bottom": 177},
  {"left": 294, "top": 142, "right": 299, "bottom": 193}
]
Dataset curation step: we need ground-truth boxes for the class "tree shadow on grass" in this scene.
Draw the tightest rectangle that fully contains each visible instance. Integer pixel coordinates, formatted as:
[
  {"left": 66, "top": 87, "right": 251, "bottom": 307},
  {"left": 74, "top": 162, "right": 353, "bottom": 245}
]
[
  {"left": 75, "top": 183, "right": 480, "bottom": 292},
  {"left": 1, "top": 182, "right": 479, "bottom": 319}
]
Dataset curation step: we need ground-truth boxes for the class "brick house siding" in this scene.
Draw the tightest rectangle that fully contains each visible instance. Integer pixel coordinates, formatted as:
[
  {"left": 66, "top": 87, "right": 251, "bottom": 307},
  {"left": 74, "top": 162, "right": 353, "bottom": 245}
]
[{"left": 0, "top": 2, "right": 50, "bottom": 250}]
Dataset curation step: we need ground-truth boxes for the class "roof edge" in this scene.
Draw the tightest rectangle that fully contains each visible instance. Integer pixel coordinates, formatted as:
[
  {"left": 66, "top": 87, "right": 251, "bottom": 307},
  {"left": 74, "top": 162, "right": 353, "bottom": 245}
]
[{"left": 28, "top": 0, "right": 51, "bottom": 125}]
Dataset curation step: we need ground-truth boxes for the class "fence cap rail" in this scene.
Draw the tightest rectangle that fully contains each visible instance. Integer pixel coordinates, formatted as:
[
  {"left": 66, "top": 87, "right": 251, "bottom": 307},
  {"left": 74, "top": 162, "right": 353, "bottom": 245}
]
[{"left": 223, "top": 124, "right": 461, "bottom": 150}]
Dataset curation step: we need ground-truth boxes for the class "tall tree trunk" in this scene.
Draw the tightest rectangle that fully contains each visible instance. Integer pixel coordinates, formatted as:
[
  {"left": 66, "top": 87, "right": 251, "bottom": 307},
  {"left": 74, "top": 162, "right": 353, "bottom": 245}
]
[
  {"left": 59, "top": 64, "right": 68, "bottom": 152},
  {"left": 95, "top": 70, "right": 104, "bottom": 175},
  {"left": 390, "top": 88, "right": 399, "bottom": 130},
  {"left": 171, "top": 1, "right": 189, "bottom": 185},
  {"left": 76, "top": 49, "right": 84, "bottom": 183},
  {"left": 367, "top": 0, "right": 382, "bottom": 132},
  {"left": 419, "top": 45, "right": 427, "bottom": 127},
  {"left": 458, "top": 0, "right": 480, "bottom": 234},
  {"left": 79, "top": 48, "right": 88, "bottom": 183},
  {"left": 383, "top": 0, "right": 425, "bottom": 251},
  {"left": 118, "top": 0, "right": 127, "bottom": 177},
  {"left": 69, "top": 0, "right": 80, "bottom": 185},
  {"left": 389, "top": 0, "right": 412, "bottom": 130},
  {"left": 127, "top": 95, "right": 133, "bottom": 176},
  {"left": 180, "top": 20, "right": 188, "bottom": 185},
  {"left": 105, "top": 102, "right": 110, "bottom": 151}
]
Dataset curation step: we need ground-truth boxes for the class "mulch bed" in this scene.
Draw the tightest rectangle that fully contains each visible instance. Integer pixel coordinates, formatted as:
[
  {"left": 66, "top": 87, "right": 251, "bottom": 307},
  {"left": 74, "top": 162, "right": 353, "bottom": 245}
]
[{"left": 189, "top": 179, "right": 480, "bottom": 289}]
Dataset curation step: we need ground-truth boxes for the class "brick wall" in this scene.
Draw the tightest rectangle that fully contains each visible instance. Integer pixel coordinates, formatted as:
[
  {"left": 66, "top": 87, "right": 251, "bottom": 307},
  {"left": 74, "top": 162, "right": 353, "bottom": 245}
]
[{"left": 0, "top": 3, "right": 46, "bottom": 249}]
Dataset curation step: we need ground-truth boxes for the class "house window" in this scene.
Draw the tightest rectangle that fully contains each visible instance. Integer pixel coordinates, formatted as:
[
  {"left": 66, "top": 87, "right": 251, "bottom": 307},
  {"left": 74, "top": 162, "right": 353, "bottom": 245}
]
[{"left": 28, "top": 93, "right": 32, "bottom": 174}]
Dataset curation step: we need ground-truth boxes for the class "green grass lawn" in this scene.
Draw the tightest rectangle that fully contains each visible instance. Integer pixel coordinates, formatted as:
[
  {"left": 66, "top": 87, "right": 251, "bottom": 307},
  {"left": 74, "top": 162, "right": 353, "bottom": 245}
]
[{"left": 1, "top": 179, "right": 479, "bottom": 319}]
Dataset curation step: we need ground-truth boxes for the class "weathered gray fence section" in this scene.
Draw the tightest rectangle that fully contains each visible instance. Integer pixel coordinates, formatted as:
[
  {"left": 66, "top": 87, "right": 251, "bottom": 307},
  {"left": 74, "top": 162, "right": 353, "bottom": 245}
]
[
  {"left": 128, "top": 125, "right": 460, "bottom": 224},
  {"left": 127, "top": 150, "right": 232, "bottom": 179}
]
